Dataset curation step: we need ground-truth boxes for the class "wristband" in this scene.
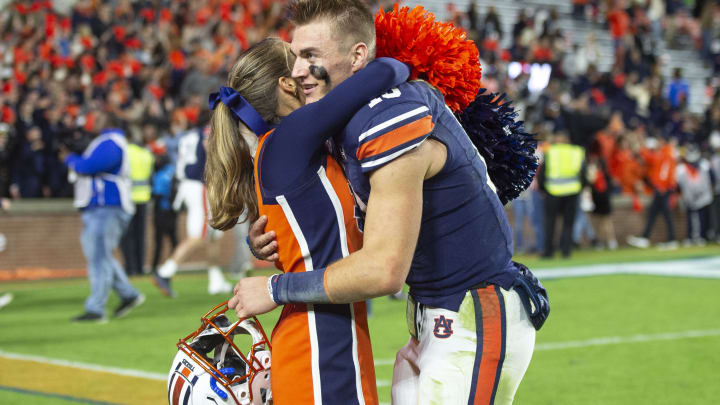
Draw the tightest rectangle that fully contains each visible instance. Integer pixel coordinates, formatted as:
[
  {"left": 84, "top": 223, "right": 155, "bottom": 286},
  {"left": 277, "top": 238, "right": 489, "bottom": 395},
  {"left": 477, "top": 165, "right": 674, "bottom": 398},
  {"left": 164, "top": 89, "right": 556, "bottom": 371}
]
[
  {"left": 246, "top": 235, "right": 263, "bottom": 260},
  {"left": 267, "top": 274, "right": 280, "bottom": 304},
  {"left": 273, "top": 268, "right": 331, "bottom": 304}
]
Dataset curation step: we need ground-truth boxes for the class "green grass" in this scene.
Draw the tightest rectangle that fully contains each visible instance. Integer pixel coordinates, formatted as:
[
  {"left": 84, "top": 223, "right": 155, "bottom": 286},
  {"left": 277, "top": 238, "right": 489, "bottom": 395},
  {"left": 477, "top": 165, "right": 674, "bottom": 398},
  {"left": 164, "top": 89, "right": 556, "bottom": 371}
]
[
  {"left": 1, "top": 249, "right": 719, "bottom": 404},
  {"left": 0, "top": 387, "right": 92, "bottom": 405}
]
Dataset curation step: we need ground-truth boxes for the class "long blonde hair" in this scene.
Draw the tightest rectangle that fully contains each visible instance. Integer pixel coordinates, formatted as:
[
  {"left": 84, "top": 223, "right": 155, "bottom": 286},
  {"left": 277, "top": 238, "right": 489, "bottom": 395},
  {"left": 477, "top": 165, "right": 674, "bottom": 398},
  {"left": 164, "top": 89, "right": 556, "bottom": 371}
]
[{"left": 206, "top": 38, "right": 294, "bottom": 230}]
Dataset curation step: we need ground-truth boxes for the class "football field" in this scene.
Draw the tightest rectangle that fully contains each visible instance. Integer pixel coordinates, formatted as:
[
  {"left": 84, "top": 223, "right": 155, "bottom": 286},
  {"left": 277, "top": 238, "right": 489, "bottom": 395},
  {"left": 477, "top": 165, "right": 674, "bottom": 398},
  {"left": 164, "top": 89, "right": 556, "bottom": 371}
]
[{"left": 1, "top": 247, "right": 719, "bottom": 404}]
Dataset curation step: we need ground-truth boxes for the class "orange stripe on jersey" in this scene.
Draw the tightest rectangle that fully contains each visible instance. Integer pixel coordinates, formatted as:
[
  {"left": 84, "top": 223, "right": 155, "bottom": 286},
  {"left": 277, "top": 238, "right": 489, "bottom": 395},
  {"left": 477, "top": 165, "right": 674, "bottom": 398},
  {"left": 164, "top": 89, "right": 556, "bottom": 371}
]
[
  {"left": 472, "top": 286, "right": 504, "bottom": 405},
  {"left": 270, "top": 304, "right": 315, "bottom": 404},
  {"left": 353, "top": 301, "right": 379, "bottom": 405},
  {"left": 356, "top": 115, "right": 434, "bottom": 161},
  {"left": 324, "top": 157, "right": 363, "bottom": 252}
]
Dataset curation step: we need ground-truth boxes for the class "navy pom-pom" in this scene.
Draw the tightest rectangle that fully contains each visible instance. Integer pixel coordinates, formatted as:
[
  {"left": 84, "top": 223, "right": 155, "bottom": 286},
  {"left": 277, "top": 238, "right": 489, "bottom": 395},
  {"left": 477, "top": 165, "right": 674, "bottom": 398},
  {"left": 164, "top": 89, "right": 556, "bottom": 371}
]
[{"left": 456, "top": 90, "right": 538, "bottom": 205}]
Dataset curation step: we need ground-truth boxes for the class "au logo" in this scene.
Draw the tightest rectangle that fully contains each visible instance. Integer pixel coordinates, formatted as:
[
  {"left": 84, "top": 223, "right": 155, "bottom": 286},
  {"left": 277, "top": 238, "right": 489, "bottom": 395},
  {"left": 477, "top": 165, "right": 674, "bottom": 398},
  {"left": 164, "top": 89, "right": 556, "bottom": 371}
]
[{"left": 433, "top": 315, "right": 454, "bottom": 339}]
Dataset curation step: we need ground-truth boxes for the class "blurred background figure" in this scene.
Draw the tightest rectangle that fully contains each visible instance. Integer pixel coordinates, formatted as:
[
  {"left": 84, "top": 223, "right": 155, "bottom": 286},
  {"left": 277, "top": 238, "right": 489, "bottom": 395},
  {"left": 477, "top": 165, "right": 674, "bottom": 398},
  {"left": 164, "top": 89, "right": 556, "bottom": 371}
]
[
  {"left": 511, "top": 188, "right": 535, "bottom": 254},
  {"left": 62, "top": 113, "right": 144, "bottom": 322},
  {"left": 710, "top": 133, "right": 720, "bottom": 241},
  {"left": 0, "top": 123, "right": 13, "bottom": 210},
  {"left": 11, "top": 125, "right": 49, "bottom": 199},
  {"left": 573, "top": 188, "right": 598, "bottom": 249},
  {"left": 0, "top": 292, "right": 12, "bottom": 310},
  {"left": 676, "top": 146, "right": 714, "bottom": 245},
  {"left": 120, "top": 130, "right": 154, "bottom": 277},
  {"left": 153, "top": 124, "right": 232, "bottom": 297},
  {"left": 150, "top": 153, "right": 178, "bottom": 281},
  {"left": 587, "top": 140, "right": 618, "bottom": 250},
  {"left": 627, "top": 137, "right": 679, "bottom": 249},
  {"left": 539, "top": 132, "right": 586, "bottom": 258}
]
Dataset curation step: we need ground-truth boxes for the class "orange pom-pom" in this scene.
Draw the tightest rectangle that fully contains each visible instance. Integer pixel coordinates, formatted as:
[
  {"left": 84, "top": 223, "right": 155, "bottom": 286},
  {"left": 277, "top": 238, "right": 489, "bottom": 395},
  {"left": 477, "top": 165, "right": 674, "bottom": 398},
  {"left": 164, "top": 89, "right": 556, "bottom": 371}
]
[{"left": 375, "top": 5, "right": 482, "bottom": 112}]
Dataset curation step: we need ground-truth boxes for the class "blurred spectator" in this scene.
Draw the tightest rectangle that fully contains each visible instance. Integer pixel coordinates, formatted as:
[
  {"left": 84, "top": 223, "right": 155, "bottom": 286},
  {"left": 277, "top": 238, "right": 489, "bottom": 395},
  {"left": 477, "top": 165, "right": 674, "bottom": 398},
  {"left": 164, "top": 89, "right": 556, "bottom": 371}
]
[
  {"left": 480, "top": 6, "right": 503, "bottom": 42},
  {"left": 120, "top": 132, "right": 154, "bottom": 277},
  {"left": 573, "top": 190, "right": 598, "bottom": 248},
  {"left": 627, "top": 137, "right": 679, "bottom": 249},
  {"left": 150, "top": 153, "right": 178, "bottom": 280},
  {"left": 710, "top": 132, "right": 720, "bottom": 241},
  {"left": 587, "top": 141, "right": 618, "bottom": 249},
  {"left": 572, "top": 0, "right": 589, "bottom": 20},
  {"left": 0, "top": 123, "right": 14, "bottom": 203},
  {"left": 647, "top": 0, "right": 666, "bottom": 40},
  {"left": 539, "top": 132, "right": 586, "bottom": 258},
  {"left": 63, "top": 113, "right": 144, "bottom": 322},
  {"left": 561, "top": 93, "right": 610, "bottom": 148},
  {"left": 511, "top": 189, "right": 534, "bottom": 254},
  {"left": 466, "top": 1, "right": 479, "bottom": 32},
  {"left": 667, "top": 68, "right": 690, "bottom": 109},
  {"left": 607, "top": 0, "right": 631, "bottom": 53},
  {"left": 676, "top": 146, "right": 714, "bottom": 244},
  {"left": 11, "top": 126, "right": 49, "bottom": 198}
]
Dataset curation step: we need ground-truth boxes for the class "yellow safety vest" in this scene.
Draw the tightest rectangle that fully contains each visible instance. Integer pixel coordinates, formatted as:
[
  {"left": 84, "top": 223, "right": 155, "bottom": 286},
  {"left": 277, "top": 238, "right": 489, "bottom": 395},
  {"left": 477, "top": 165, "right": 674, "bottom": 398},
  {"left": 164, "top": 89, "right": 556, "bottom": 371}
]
[
  {"left": 545, "top": 143, "right": 584, "bottom": 196},
  {"left": 127, "top": 144, "right": 154, "bottom": 203}
]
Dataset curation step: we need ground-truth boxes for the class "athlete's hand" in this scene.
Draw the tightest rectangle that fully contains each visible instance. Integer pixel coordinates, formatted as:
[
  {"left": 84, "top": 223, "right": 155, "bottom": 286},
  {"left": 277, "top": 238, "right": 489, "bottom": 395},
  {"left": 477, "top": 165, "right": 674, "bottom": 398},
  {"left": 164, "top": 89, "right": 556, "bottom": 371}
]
[
  {"left": 229, "top": 276, "right": 278, "bottom": 318},
  {"left": 248, "top": 215, "right": 279, "bottom": 262}
]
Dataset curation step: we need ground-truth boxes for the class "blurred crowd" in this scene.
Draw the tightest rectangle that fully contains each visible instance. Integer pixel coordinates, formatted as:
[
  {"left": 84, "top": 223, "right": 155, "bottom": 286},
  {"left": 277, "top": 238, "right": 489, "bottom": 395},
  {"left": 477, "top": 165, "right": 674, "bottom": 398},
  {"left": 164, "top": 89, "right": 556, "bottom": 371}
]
[
  {"left": 0, "top": 0, "right": 290, "bottom": 200},
  {"left": 1, "top": 0, "right": 719, "bottom": 251},
  {"left": 455, "top": 0, "right": 720, "bottom": 252}
]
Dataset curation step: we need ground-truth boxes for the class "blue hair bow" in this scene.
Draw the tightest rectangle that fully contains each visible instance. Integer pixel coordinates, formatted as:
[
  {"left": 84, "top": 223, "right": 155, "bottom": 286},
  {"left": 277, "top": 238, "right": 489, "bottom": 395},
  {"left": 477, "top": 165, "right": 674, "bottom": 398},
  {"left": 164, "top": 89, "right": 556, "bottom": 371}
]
[{"left": 208, "top": 86, "right": 269, "bottom": 136}]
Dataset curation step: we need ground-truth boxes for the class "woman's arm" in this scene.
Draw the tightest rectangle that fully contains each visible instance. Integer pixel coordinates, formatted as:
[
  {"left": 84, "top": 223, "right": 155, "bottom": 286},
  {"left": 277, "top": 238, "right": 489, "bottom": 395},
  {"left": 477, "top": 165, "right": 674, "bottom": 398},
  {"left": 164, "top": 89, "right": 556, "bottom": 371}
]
[{"left": 274, "top": 57, "right": 409, "bottom": 157}]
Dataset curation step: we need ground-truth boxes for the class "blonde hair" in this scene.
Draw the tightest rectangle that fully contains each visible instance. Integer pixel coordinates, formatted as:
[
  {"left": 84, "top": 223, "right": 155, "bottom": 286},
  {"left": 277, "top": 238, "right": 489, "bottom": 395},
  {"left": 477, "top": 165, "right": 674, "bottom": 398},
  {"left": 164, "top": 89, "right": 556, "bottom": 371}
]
[
  {"left": 206, "top": 38, "right": 294, "bottom": 230},
  {"left": 291, "top": 0, "right": 376, "bottom": 58}
]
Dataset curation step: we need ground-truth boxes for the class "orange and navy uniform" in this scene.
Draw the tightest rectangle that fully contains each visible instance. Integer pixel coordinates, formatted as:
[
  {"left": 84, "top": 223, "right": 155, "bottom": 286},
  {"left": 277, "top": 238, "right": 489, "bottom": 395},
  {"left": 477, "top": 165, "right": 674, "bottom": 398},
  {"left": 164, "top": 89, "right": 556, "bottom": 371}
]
[
  {"left": 249, "top": 58, "right": 409, "bottom": 405},
  {"left": 335, "top": 81, "right": 528, "bottom": 404}
]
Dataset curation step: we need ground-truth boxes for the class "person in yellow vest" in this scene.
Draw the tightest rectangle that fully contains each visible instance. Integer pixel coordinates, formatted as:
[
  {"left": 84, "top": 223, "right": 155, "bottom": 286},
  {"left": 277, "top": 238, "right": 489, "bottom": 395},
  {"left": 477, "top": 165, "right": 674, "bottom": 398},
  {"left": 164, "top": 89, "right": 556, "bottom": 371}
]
[
  {"left": 120, "top": 137, "right": 155, "bottom": 276},
  {"left": 538, "top": 132, "right": 586, "bottom": 258}
]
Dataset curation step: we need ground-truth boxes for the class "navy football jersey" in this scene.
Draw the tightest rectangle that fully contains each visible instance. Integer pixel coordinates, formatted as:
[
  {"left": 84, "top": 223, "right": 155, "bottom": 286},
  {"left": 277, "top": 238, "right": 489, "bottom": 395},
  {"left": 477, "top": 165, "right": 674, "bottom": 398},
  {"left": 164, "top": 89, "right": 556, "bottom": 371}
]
[
  {"left": 176, "top": 128, "right": 206, "bottom": 182},
  {"left": 337, "top": 81, "right": 518, "bottom": 311}
]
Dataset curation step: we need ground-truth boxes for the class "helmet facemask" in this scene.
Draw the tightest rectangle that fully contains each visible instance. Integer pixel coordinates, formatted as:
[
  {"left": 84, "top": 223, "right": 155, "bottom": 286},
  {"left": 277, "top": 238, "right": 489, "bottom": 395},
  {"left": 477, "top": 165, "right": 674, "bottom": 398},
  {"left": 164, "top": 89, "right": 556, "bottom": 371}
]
[{"left": 170, "top": 301, "right": 272, "bottom": 405}]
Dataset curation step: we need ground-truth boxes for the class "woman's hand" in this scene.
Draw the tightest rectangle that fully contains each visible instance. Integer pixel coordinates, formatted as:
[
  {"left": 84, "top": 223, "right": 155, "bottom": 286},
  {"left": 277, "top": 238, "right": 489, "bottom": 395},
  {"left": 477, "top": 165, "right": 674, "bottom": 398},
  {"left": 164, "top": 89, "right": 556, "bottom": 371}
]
[{"left": 229, "top": 276, "right": 278, "bottom": 318}]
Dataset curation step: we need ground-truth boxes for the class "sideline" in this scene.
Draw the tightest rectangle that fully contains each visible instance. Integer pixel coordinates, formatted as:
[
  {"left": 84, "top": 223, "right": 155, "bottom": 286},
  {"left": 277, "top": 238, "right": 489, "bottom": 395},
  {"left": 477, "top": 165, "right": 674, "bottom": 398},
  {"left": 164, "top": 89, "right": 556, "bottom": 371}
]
[{"left": 533, "top": 256, "right": 720, "bottom": 280}]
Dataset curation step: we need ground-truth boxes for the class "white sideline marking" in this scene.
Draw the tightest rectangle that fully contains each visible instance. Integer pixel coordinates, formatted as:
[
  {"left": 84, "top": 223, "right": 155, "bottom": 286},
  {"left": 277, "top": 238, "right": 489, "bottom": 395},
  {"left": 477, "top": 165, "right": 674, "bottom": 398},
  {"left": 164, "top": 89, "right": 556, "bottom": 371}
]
[
  {"left": 535, "top": 329, "right": 720, "bottom": 351},
  {"left": 373, "top": 329, "right": 720, "bottom": 366},
  {"left": 0, "top": 349, "right": 166, "bottom": 381},
  {"left": 533, "top": 256, "right": 720, "bottom": 280}
]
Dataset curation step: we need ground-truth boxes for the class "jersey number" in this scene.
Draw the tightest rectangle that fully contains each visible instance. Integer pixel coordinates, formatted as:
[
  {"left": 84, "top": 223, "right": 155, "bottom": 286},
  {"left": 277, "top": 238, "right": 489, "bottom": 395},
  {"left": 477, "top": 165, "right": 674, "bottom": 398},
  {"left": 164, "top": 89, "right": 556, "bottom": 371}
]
[{"left": 368, "top": 88, "right": 402, "bottom": 108}]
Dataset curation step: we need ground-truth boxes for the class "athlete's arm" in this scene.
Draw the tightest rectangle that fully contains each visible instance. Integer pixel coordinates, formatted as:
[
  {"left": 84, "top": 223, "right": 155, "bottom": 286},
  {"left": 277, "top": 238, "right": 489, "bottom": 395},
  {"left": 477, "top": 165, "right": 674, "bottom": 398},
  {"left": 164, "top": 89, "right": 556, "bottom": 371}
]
[{"left": 229, "top": 140, "right": 446, "bottom": 316}]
